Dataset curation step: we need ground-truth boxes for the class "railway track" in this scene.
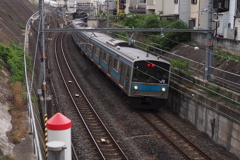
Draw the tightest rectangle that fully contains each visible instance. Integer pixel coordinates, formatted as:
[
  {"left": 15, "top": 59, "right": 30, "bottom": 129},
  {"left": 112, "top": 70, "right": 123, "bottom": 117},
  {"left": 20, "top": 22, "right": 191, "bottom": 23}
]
[
  {"left": 139, "top": 112, "right": 212, "bottom": 160},
  {"left": 54, "top": 32, "right": 128, "bottom": 160}
]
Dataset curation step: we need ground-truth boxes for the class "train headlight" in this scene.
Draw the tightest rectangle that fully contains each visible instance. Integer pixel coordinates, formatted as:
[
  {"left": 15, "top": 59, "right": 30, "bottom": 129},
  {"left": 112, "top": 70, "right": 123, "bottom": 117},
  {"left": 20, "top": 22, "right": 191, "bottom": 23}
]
[
  {"left": 134, "top": 85, "right": 138, "bottom": 90},
  {"left": 161, "top": 88, "right": 166, "bottom": 92}
]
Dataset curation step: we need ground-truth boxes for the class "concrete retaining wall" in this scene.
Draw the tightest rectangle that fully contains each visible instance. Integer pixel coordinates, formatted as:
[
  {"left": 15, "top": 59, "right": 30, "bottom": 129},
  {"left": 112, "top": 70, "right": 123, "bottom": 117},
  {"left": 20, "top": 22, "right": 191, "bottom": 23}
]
[
  {"left": 191, "top": 32, "right": 240, "bottom": 57},
  {"left": 168, "top": 80, "right": 240, "bottom": 158}
]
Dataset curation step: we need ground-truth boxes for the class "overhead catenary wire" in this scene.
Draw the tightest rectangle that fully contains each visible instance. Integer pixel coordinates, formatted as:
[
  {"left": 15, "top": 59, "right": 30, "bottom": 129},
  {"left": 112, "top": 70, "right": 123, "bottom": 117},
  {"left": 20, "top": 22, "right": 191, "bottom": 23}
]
[
  {"left": 104, "top": 31, "right": 240, "bottom": 105},
  {"left": 142, "top": 60, "right": 240, "bottom": 106},
  {"left": 30, "top": 18, "right": 41, "bottom": 92},
  {"left": 111, "top": 30, "right": 240, "bottom": 87},
  {"left": 73, "top": 14, "right": 239, "bottom": 107},
  {"left": 169, "top": 84, "right": 240, "bottom": 124}
]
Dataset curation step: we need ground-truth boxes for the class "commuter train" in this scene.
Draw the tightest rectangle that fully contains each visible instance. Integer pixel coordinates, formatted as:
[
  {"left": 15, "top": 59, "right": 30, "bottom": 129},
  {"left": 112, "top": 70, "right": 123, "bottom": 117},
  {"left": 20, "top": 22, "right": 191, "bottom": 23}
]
[{"left": 71, "top": 20, "right": 171, "bottom": 109}]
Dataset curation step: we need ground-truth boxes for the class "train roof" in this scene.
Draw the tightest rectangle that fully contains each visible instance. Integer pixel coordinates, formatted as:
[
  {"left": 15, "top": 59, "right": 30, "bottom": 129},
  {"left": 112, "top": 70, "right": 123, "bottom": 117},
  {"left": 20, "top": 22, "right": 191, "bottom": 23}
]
[
  {"left": 91, "top": 33, "right": 169, "bottom": 64},
  {"left": 72, "top": 20, "right": 170, "bottom": 65}
]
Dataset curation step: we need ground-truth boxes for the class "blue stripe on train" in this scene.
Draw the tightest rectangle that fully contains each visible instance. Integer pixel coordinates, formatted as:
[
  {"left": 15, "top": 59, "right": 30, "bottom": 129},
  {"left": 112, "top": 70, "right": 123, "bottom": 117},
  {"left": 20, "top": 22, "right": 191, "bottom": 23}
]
[
  {"left": 111, "top": 70, "right": 120, "bottom": 79},
  {"left": 131, "top": 84, "right": 168, "bottom": 92},
  {"left": 101, "top": 61, "right": 108, "bottom": 70},
  {"left": 91, "top": 40, "right": 132, "bottom": 66},
  {"left": 93, "top": 55, "right": 99, "bottom": 62}
]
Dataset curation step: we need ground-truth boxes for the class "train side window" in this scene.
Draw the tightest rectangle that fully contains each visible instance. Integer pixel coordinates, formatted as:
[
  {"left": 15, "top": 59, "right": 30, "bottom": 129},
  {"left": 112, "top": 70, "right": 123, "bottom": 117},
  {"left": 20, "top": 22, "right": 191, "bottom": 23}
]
[
  {"left": 113, "top": 58, "right": 119, "bottom": 72},
  {"left": 87, "top": 42, "right": 92, "bottom": 50},
  {"left": 103, "top": 51, "right": 108, "bottom": 63},
  {"left": 95, "top": 47, "right": 100, "bottom": 57}
]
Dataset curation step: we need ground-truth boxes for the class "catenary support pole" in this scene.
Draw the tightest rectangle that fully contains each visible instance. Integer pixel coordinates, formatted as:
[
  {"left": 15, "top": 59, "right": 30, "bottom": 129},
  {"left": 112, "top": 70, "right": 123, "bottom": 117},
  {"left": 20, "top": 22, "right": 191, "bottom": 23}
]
[
  {"left": 107, "top": 0, "right": 109, "bottom": 28},
  {"left": 205, "top": 0, "right": 213, "bottom": 80},
  {"left": 38, "top": 0, "right": 47, "bottom": 115}
]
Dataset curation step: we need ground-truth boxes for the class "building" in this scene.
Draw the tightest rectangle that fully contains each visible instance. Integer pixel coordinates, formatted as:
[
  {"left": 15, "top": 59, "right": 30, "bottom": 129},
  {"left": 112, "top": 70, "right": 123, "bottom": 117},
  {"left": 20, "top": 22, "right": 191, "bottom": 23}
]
[
  {"left": 124, "top": 0, "right": 186, "bottom": 23},
  {"left": 125, "top": 0, "right": 146, "bottom": 14},
  {"left": 114, "top": 0, "right": 240, "bottom": 40},
  {"left": 117, "top": 0, "right": 125, "bottom": 14}
]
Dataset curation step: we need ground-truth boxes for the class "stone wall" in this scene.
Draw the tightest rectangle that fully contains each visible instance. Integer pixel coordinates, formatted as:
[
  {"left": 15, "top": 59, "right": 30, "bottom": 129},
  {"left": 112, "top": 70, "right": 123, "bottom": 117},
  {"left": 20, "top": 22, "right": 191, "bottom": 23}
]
[
  {"left": 168, "top": 80, "right": 240, "bottom": 158},
  {"left": 191, "top": 32, "right": 240, "bottom": 57}
]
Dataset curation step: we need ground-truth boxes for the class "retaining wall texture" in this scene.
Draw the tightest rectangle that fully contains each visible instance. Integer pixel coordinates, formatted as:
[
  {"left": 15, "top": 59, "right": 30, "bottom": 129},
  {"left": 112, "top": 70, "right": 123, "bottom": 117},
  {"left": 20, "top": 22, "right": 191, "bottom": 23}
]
[
  {"left": 168, "top": 80, "right": 240, "bottom": 158},
  {"left": 191, "top": 32, "right": 240, "bottom": 57}
]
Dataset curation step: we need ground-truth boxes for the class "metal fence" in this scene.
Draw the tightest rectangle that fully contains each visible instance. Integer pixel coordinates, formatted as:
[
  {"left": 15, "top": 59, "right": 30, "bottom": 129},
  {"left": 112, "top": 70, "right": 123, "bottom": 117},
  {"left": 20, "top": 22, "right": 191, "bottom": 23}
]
[{"left": 24, "top": 11, "right": 43, "bottom": 160}]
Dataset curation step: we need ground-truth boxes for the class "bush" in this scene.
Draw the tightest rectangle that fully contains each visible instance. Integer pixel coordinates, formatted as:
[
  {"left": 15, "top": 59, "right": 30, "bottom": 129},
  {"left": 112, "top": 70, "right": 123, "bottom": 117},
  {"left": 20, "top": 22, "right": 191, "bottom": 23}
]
[
  {"left": 118, "top": 13, "right": 191, "bottom": 51},
  {"left": 0, "top": 43, "right": 31, "bottom": 82},
  {"left": 123, "top": 13, "right": 145, "bottom": 28},
  {"left": 206, "top": 84, "right": 220, "bottom": 96},
  {"left": 214, "top": 48, "right": 240, "bottom": 62},
  {"left": 170, "top": 58, "right": 191, "bottom": 76},
  {"left": 18, "top": 23, "right": 25, "bottom": 30}
]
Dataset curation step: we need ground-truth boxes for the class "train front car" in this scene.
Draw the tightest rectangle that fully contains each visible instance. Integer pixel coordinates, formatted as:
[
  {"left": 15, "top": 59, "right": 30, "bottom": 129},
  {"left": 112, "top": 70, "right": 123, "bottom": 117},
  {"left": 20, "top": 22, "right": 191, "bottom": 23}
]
[{"left": 129, "top": 59, "right": 171, "bottom": 109}]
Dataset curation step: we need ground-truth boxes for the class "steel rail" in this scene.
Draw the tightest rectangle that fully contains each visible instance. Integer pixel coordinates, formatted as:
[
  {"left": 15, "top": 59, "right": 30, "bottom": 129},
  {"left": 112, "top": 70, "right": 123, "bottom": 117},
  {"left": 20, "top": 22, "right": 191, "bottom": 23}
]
[
  {"left": 153, "top": 113, "right": 212, "bottom": 159},
  {"left": 54, "top": 32, "right": 128, "bottom": 159},
  {"left": 54, "top": 32, "right": 105, "bottom": 159},
  {"left": 139, "top": 113, "right": 212, "bottom": 160},
  {"left": 139, "top": 113, "right": 191, "bottom": 160}
]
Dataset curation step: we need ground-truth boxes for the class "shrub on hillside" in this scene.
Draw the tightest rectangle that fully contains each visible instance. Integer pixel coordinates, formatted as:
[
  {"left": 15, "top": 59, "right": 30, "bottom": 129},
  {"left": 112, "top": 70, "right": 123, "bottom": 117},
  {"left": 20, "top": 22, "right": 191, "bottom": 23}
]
[
  {"left": 115, "top": 13, "right": 191, "bottom": 51},
  {"left": 0, "top": 43, "right": 31, "bottom": 82}
]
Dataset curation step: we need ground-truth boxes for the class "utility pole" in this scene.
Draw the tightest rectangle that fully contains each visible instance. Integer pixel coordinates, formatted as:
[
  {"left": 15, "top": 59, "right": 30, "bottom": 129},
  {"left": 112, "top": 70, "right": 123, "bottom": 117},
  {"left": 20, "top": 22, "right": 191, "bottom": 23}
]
[
  {"left": 205, "top": 0, "right": 213, "bottom": 80},
  {"left": 106, "top": 0, "right": 109, "bottom": 28},
  {"left": 38, "top": 0, "right": 47, "bottom": 113},
  {"left": 96, "top": 0, "right": 99, "bottom": 18}
]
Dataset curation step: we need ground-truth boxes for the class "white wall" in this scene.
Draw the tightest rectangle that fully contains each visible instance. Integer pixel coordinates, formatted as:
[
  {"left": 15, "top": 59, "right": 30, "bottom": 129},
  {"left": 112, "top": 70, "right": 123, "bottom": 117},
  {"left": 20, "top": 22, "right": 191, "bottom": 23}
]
[
  {"left": 179, "top": 0, "right": 190, "bottom": 24},
  {"left": 235, "top": 18, "right": 240, "bottom": 40},
  {"left": 162, "top": 0, "right": 177, "bottom": 15},
  {"left": 199, "top": 0, "right": 208, "bottom": 29}
]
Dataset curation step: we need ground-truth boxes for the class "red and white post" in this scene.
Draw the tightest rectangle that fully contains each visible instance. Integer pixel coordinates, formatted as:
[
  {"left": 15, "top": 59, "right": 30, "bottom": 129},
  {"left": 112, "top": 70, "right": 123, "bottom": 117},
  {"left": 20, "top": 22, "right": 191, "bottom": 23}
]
[{"left": 47, "top": 113, "right": 72, "bottom": 160}]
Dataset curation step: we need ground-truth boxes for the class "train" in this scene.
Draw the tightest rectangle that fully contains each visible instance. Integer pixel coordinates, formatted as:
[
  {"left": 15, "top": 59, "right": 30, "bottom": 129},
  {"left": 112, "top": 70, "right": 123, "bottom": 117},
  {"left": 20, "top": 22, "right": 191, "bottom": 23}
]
[{"left": 71, "top": 19, "right": 171, "bottom": 109}]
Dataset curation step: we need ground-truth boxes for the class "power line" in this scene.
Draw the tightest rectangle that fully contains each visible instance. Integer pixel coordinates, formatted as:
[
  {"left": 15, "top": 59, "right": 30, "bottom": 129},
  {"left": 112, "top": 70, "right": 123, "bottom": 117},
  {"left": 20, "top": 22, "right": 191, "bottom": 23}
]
[
  {"left": 89, "top": 28, "right": 239, "bottom": 103},
  {"left": 44, "top": 27, "right": 213, "bottom": 32}
]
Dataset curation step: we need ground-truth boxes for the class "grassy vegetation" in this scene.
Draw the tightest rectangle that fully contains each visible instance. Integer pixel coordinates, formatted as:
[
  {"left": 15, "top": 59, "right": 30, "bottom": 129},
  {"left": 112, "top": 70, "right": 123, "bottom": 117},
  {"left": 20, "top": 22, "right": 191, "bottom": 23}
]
[
  {"left": 102, "top": 13, "right": 239, "bottom": 106},
  {"left": 0, "top": 155, "right": 15, "bottom": 160},
  {"left": 170, "top": 58, "right": 191, "bottom": 77},
  {"left": 9, "top": 82, "right": 27, "bottom": 145},
  {"left": 205, "top": 83, "right": 239, "bottom": 106},
  {"left": 0, "top": 43, "right": 29, "bottom": 146},
  {"left": 0, "top": 43, "right": 31, "bottom": 82},
  {"left": 17, "top": 23, "right": 25, "bottom": 30},
  {"left": 108, "top": 13, "right": 191, "bottom": 51},
  {"left": 214, "top": 48, "right": 240, "bottom": 62},
  {"left": 205, "top": 84, "right": 220, "bottom": 96}
]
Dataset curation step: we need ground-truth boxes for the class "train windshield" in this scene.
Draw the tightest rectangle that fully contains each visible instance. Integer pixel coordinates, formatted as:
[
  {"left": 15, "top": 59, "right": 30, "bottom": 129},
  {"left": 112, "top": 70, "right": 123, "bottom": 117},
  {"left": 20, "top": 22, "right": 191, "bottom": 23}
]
[{"left": 132, "top": 61, "right": 170, "bottom": 84}]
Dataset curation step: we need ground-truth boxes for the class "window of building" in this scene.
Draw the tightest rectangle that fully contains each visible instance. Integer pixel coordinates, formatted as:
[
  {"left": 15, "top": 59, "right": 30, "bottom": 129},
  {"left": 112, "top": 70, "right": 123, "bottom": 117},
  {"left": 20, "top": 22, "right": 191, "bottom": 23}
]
[
  {"left": 174, "top": 0, "right": 178, "bottom": 4},
  {"left": 237, "top": 0, "right": 240, "bottom": 16},
  {"left": 213, "top": 0, "right": 229, "bottom": 12},
  {"left": 189, "top": 19, "right": 196, "bottom": 29},
  {"left": 139, "top": 0, "right": 146, "bottom": 3},
  {"left": 191, "top": 0, "right": 197, "bottom": 4},
  {"left": 119, "top": 0, "right": 126, "bottom": 9}
]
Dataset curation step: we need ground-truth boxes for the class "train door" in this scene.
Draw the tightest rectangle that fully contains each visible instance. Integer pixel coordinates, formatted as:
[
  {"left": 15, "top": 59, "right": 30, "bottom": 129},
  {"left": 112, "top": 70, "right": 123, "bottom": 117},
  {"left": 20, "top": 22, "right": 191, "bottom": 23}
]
[
  {"left": 125, "top": 66, "right": 131, "bottom": 93},
  {"left": 87, "top": 40, "right": 93, "bottom": 57},
  {"left": 120, "top": 63, "right": 131, "bottom": 93},
  {"left": 108, "top": 55, "right": 112, "bottom": 76},
  {"left": 91, "top": 45, "right": 95, "bottom": 60},
  {"left": 94, "top": 47, "right": 100, "bottom": 66}
]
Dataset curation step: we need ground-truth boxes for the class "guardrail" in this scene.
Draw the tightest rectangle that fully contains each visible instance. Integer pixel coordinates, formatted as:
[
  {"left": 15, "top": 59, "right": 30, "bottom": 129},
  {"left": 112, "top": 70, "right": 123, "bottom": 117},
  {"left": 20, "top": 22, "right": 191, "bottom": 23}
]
[{"left": 24, "top": 11, "right": 43, "bottom": 160}]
